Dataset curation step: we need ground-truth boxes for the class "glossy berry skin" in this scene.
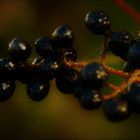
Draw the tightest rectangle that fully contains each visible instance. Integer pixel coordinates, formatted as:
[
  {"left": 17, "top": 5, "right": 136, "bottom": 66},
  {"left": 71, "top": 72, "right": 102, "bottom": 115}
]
[
  {"left": 122, "top": 83, "right": 140, "bottom": 113},
  {"left": 0, "top": 80, "right": 15, "bottom": 101},
  {"left": 52, "top": 25, "right": 74, "bottom": 48},
  {"left": 85, "top": 10, "right": 111, "bottom": 35},
  {"left": 108, "top": 31, "right": 134, "bottom": 60},
  {"left": 35, "top": 36, "right": 54, "bottom": 58},
  {"left": 38, "top": 58, "right": 60, "bottom": 80},
  {"left": 103, "top": 98, "right": 131, "bottom": 122},
  {"left": 79, "top": 88, "right": 102, "bottom": 110},
  {"left": 80, "top": 62, "right": 109, "bottom": 89},
  {"left": 8, "top": 37, "right": 31, "bottom": 62},
  {"left": 27, "top": 78, "right": 50, "bottom": 101},
  {"left": 55, "top": 68, "right": 80, "bottom": 94},
  {"left": 63, "top": 47, "right": 77, "bottom": 61},
  {"left": 0, "top": 58, "right": 16, "bottom": 80},
  {"left": 127, "top": 40, "right": 140, "bottom": 69}
]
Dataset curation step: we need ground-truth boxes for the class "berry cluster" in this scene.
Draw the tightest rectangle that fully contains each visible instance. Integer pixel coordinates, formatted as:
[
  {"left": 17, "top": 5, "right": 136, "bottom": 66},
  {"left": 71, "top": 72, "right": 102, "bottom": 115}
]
[{"left": 1, "top": 9, "right": 140, "bottom": 122}]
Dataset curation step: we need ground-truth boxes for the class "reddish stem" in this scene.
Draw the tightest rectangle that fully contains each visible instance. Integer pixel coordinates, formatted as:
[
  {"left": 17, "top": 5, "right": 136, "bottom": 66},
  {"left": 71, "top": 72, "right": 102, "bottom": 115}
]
[
  {"left": 114, "top": 0, "right": 140, "bottom": 25},
  {"left": 105, "top": 82, "right": 118, "bottom": 90}
]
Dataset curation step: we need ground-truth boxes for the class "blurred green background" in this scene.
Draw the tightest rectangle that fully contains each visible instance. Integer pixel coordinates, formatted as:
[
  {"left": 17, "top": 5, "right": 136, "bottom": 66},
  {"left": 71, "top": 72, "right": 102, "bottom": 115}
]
[{"left": 0, "top": 0, "right": 140, "bottom": 139}]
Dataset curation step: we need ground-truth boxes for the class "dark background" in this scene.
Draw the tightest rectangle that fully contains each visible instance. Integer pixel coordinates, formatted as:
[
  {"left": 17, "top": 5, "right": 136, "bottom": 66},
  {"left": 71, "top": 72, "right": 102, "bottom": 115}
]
[{"left": 0, "top": 0, "right": 140, "bottom": 139}]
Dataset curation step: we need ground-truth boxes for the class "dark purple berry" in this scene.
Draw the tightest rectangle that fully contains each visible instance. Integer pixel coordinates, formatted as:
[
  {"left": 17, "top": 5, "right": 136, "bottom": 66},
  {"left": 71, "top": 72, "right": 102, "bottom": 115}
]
[
  {"left": 122, "top": 83, "right": 140, "bottom": 113},
  {"left": 127, "top": 40, "right": 140, "bottom": 68},
  {"left": 80, "top": 62, "right": 109, "bottom": 89},
  {"left": 103, "top": 98, "right": 131, "bottom": 122},
  {"left": 0, "top": 80, "right": 15, "bottom": 101},
  {"left": 85, "top": 10, "right": 111, "bottom": 35},
  {"left": 8, "top": 37, "right": 31, "bottom": 62},
  {"left": 38, "top": 58, "right": 60, "bottom": 80},
  {"left": 0, "top": 58, "right": 16, "bottom": 80},
  {"left": 55, "top": 68, "right": 80, "bottom": 94},
  {"left": 79, "top": 88, "right": 102, "bottom": 110},
  {"left": 27, "top": 78, "right": 50, "bottom": 101},
  {"left": 52, "top": 25, "right": 74, "bottom": 48},
  {"left": 35, "top": 36, "right": 54, "bottom": 58},
  {"left": 108, "top": 31, "right": 134, "bottom": 60}
]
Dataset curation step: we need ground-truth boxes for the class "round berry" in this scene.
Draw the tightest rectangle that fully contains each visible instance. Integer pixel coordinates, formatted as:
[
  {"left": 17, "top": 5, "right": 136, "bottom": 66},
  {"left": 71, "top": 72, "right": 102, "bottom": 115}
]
[
  {"left": 80, "top": 62, "right": 109, "bottom": 89},
  {"left": 35, "top": 36, "right": 54, "bottom": 58},
  {"left": 108, "top": 31, "right": 134, "bottom": 60},
  {"left": 127, "top": 40, "right": 140, "bottom": 68},
  {"left": 85, "top": 10, "right": 111, "bottom": 35},
  {"left": 0, "top": 58, "right": 16, "bottom": 80},
  {"left": 0, "top": 80, "right": 15, "bottom": 101},
  {"left": 79, "top": 88, "right": 102, "bottom": 110},
  {"left": 27, "top": 78, "right": 50, "bottom": 101},
  {"left": 38, "top": 58, "right": 60, "bottom": 81},
  {"left": 8, "top": 37, "right": 31, "bottom": 62},
  {"left": 55, "top": 68, "right": 80, "bottom": 94},
  {"left": 122, "top": 83, "right": 140, "bottom": 113},
  {"left": 103, "top": 98, "right": 131, "bottom": 122},
  {"left": 52, "top": 25, "right": 74, "bottom": 48}
]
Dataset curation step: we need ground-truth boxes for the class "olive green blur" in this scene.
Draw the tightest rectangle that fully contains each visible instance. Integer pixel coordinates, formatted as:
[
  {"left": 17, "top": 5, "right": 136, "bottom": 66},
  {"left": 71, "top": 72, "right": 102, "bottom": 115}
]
[{"left": 0, "top": 0, "right": 140, "bottom": 139}]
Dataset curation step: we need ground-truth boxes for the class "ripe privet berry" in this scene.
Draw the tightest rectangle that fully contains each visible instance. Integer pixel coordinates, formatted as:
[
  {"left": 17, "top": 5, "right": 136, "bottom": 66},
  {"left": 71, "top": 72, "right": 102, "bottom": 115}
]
[
  {"left": 55, "top": 68, "right": 80, "bottom": 94},
  {"left": 8, "top": 37, "right": 32, "bottom": 62},
  {"left": 38, "top": 58, "right": 60, "bottom": 80},
  {"left": 79, "top": 88, "right": 102, "bottom": 110},
  {"left": 85, "top": 10, "right": 111, "bottom": 35},
  {"left": 127, "top": 40, "right": 140, "bottom": 69},
  {"left": 35, "top": 36, "right": 54, "bottom": 58},
  {"left": 80, "top": 62, "right": 109, "bottom": 89},
  {"left": 103, "top": 98, "right": 131, "bottom": 122},
  {"left": 0, "top": 58, "right": 16, "bottom": 80},
  {"left": 27, "top": 78, "right": 50, "bottom": 101},
  {"left": 108, "top": 31, "right": 134, "bottom": 60},
  {"left": 122, "top": 83, "right": 140, "bottom": 113},
  {"left": 51, "top": 25, "right": 74, "bottom": 48},
  {"left": 0, "top": 80, "right": 15, "bottom": 101}
]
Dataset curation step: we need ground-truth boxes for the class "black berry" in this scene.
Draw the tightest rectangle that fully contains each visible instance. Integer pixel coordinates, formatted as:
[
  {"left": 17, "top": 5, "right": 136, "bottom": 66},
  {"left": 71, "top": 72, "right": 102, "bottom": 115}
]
[
  {"left": 8, "top": 37, "right": 32, "bottom": 62},
  {"left": 127, "top": 40, "right": 140, "bottom": 69},
  {"left": 55, "top": 68, "right": 80, "bottom": 94},
  {"left": 0, "top": 58, "right": 16, "bottom": 80},
  {"left": 0, "top": 80, "right": 15, "bottom": 101},
  {"left": 108, "top": 31, "right": 134, "bottom": 60},
  {"left": 103, "top": 98, "right": 131, "bottom": 122},
  {"left": 79, "top": 88, "right": 102, "bottom": 110},
  {"left": 52, "top": 25, "right": 74, "bottom": 48},
  {"left": 27, "top": 78, "right": 50, "bottom": 101},
  {"left": 80, "top": 62, "right": 109, "bottom": 89},
  {"left": 35, "top": 36, "right": 54, "bottom": 58},
  {"left": 85, "top": 10, "right": 111, "bottom": 35}
]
